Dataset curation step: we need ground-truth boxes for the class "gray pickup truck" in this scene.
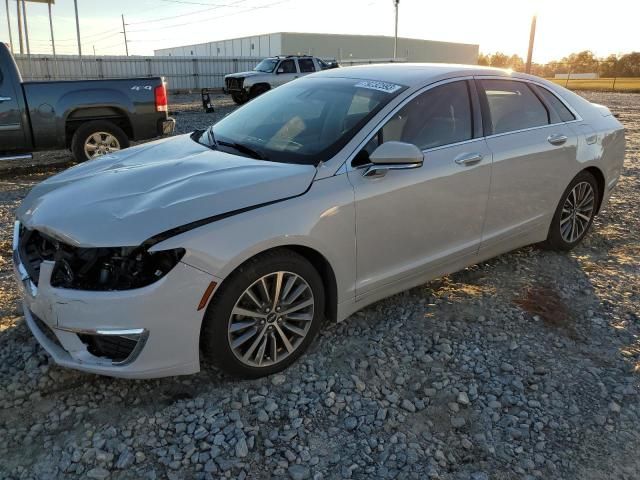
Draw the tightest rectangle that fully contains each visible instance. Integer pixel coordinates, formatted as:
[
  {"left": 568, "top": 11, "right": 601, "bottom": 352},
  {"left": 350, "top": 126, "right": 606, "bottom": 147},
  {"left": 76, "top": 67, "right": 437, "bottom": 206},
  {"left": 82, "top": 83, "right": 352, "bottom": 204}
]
[
  {"left": 223, "top": 55, "right": 338, "bottom": 104},
  {"left": 0, "top": 43, "right": 175, "bottom": 163}
]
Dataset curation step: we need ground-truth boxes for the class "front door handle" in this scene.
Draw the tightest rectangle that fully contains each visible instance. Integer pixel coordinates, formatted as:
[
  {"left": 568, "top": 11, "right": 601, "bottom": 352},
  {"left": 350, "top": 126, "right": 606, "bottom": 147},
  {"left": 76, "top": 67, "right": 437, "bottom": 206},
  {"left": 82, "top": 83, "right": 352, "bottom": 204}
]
[
  {"left": 547, "top": 134, "right": 568, "bottom": 146},
  {"left": 0, "top": 96, "right": 12, "bottom": 102},
  {"left": 454, "top": 152, "right": 483, "bottom": 166}
]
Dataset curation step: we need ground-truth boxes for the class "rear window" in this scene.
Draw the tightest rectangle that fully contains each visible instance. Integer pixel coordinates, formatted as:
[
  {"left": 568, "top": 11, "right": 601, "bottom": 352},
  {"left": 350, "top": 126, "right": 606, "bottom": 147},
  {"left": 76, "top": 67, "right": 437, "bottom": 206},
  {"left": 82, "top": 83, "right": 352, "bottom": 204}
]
[
  {"left": 531, "top": 84, "right": 576, "bottom": 123},
  {"left": 480, "top": 79, "right": 549, "bottom": 135}
]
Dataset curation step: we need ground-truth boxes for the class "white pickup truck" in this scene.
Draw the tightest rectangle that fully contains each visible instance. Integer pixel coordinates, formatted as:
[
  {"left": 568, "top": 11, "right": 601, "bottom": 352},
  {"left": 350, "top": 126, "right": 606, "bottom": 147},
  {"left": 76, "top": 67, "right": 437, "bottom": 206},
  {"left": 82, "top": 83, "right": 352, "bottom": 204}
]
[{"left": 223, "top": 55, "right": 338, "bottom": 104}]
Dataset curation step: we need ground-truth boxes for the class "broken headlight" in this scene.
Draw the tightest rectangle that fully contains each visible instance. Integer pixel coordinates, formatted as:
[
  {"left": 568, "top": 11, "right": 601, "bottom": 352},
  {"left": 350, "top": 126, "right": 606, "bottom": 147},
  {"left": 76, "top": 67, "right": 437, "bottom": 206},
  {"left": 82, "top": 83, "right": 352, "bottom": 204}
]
[{"left": 50, "top": 245, "right": 185, "bottom": 291}]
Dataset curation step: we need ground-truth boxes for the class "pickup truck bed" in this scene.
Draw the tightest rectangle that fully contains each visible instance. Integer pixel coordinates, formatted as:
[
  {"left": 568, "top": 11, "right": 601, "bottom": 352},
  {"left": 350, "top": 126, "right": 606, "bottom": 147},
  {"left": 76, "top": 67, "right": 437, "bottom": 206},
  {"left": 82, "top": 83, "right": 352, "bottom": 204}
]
[{"left": 0, "top": 43, "right": 175, "bottom": 162}]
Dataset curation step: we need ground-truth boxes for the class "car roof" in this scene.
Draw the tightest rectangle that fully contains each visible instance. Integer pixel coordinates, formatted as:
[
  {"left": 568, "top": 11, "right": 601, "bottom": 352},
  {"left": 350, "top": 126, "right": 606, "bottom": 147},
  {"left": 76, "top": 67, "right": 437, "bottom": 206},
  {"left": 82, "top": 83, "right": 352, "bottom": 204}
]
[{"left": 311, "top": 62, "right": 535, "bottom": 87}]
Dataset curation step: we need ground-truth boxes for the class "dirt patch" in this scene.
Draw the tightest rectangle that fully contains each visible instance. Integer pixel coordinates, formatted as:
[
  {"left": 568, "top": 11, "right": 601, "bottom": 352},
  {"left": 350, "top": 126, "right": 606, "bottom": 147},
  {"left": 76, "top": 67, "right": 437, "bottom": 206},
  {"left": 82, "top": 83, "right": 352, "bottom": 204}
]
[{"left": 514, "top": 285, "right": 580, "bottom": 340}]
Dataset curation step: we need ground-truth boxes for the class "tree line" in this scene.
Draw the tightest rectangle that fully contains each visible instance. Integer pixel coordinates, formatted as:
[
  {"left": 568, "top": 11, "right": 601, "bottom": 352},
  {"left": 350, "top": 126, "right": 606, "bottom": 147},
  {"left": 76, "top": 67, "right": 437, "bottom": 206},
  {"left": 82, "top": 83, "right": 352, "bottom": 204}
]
[{"left": 478, "top": 50, "right": 640, "bottom": 77}]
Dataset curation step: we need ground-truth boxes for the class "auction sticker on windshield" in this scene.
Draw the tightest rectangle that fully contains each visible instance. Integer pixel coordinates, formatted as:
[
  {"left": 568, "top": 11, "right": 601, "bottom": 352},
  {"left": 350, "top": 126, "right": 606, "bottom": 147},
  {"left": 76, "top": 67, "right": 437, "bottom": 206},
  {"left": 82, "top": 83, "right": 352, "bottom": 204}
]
[{"left": 354, "top": 80, "right": 402, "bottom": 93}]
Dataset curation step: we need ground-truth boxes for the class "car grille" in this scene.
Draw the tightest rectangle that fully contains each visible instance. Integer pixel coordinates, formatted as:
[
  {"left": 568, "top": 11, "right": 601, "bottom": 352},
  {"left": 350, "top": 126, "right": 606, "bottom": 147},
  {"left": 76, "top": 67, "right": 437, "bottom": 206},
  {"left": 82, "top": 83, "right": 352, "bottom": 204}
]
[
  {"left": 225, "top": 77, "right": 244, "bottom": 91},
  {"left": 17, "top": 227, "right": 57, "bottom": 286},
  {"left": 77, "top": 334, "right": 139, "bottom": 364}
]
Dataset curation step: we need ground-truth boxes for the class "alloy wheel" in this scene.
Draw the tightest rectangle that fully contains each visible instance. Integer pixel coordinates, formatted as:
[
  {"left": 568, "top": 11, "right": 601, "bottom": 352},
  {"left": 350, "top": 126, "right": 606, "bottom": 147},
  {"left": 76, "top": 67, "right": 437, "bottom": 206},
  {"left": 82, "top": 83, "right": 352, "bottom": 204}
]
[
  {"left": 560, "top": 181, "right": 595, "bottom": 243},
  {"left": 84, "top": 132, "right": 121, "bottom": 159},
  {"left": 227, "top": 271, "right": 315, "bottom": 368}
]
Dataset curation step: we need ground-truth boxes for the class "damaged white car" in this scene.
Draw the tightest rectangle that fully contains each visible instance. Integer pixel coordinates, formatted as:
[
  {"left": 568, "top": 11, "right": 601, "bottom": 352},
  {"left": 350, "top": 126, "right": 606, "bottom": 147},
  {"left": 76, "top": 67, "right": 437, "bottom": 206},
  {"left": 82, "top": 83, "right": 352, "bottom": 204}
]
[{"left": 14, "top": 64, "right": 625, "bottom": 378}]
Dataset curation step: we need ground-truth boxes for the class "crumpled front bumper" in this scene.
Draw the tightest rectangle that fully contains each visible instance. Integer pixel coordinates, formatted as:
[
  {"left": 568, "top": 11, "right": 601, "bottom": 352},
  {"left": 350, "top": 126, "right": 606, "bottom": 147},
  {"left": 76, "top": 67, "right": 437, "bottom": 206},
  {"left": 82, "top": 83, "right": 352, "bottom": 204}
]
[{"left": 13, "top": 223, "right": 218, "bottom": 379}]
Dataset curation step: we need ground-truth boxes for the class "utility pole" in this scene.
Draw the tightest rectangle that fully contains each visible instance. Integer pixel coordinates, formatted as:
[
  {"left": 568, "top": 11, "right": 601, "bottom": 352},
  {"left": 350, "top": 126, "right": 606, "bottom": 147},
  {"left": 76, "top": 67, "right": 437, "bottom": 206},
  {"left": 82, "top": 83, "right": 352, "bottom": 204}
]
[
  {"left": 48, "top": 0, "right": 56, "bottom": 58},
  {"left": 93, "top": 45, "right": 96, "bottom": 56},
  {"left": 5, "top": 0, "right": 13, "bottom": 53},
  {"left": 525, "top": 14, "right": 537, "bottom": 74},
  {"left": 16, "top": 0, "right": 24, "bottom": 54},
  {"left": 73, "top": 0, "right": 82, "bottom": 56},
  {"left": 393, "top": 0, "right": 399, "bottom": 59},
  {"left": 21, "top": 0, "right": 30, "bottom": 55},
  {"left": 121, "top": 14, "right": 129, "bottom": 56}
]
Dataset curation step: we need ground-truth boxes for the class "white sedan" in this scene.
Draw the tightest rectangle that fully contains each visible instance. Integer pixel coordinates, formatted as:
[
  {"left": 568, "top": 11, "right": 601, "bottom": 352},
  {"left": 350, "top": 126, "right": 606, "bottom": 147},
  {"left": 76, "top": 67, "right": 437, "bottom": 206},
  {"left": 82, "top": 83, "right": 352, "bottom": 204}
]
[{"left": 14, "top": 63, "right": 625, "bottom": 378}]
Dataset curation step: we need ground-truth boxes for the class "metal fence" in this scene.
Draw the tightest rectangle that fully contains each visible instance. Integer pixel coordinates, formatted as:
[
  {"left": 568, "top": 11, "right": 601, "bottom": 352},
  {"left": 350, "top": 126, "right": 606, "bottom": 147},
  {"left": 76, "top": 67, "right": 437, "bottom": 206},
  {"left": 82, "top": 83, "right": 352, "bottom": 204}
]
[
  {"left": 14, "top": 54, "right": 407, "bottom": 91},
  {"left": 14, "top": 54, "right": 263, "bottom": 91}
]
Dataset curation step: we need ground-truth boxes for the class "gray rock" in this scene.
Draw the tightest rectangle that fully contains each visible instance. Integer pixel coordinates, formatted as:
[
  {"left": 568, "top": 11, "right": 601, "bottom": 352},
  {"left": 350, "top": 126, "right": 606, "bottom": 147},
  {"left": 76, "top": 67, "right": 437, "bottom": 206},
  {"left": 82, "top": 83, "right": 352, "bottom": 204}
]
[
  {"left": 235, "top": 437, "right": 249, "bottom": 458},
  {"left": 344, "top": 417, "right": 358, "bottom": 430},
  {"left": 86, "top": 467, "right": 110, "bottom": 480},
  {"left": 457, "top": 392, "right": 470, "bottom": 406},
  {"left": 288, "top": 464, "right": 311, "bottom": 480},
  {"left": 401, "top": 399, "right": 416, "bottom": 413}
]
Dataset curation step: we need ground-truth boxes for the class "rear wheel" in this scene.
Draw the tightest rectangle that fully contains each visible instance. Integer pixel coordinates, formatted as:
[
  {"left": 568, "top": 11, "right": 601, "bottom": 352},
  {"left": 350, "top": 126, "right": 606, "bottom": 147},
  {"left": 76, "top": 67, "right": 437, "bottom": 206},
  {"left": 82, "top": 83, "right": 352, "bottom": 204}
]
[
  {"left": 201, "top": 249, "right": 325, "bottom": 378},
  {"left": 544, "top": 170, "right": 599, "bottom": 250},
  {"left": 71, "top": 120, "right": 129, "bottom": 162}
]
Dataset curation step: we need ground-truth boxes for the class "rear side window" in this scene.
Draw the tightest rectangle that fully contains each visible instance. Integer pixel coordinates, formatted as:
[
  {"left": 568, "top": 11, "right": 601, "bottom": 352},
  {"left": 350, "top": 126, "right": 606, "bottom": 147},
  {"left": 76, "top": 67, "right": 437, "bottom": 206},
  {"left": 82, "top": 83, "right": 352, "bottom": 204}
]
[
  {"left": 278, "top": 59, "right": 296, "bottom": 74},
  {"left": 531, "top": 84, "right": 576, "bottom": 122},
  {"left": 298, "top": 58, "right": 316, "bottom": 73},
  {"left": 382, "top": 81, "right": 473, "bottom": 150},
  {"left": 480, "top": 79, "right": 549, "bottom": 135}
]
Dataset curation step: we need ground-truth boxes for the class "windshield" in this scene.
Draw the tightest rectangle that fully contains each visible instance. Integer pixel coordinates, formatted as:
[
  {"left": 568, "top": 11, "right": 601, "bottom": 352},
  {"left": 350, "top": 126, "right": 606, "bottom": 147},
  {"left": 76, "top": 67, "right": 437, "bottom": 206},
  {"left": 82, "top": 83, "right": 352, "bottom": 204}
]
[
  {"left": 253, "top": 58, "right": 278, "bottom": 73},
  {"left": 201, "top": 77, "right": 406, "bottom": 165}
]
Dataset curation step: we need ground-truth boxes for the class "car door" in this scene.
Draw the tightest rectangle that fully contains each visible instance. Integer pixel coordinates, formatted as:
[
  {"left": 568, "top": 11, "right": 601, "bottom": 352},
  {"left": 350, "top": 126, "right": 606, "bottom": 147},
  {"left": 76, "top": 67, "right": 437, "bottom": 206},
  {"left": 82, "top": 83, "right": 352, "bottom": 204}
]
[
  {"left": 0, "top": 65, "right": 28, "bottom": 152},
  {"left": 477, "top": 78, "right": 579, "bottom": 251},
  {"left": 347, "top": 79, "right": 492, "bottom": 298},
  {"left": 273, "top": 59, "right": 299, "bottom": 87}
]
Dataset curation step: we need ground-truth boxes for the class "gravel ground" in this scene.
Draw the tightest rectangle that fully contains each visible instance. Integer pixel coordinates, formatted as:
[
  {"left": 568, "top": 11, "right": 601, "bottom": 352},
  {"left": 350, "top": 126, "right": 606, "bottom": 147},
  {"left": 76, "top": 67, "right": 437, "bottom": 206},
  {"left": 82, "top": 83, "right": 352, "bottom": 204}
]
[{"left": 0, "top": 92, "right": 638, "bottom": 480}]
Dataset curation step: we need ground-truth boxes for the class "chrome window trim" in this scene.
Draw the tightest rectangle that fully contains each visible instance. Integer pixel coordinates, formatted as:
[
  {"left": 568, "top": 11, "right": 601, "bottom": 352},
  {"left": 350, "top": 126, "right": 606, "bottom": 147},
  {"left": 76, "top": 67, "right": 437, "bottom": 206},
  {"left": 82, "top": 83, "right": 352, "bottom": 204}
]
[
  {"left": 344, "top": 76, "right": 477, "bottom": 172},
  {"left": 482, "top": 120, "right": 581, "bottom": 140}
]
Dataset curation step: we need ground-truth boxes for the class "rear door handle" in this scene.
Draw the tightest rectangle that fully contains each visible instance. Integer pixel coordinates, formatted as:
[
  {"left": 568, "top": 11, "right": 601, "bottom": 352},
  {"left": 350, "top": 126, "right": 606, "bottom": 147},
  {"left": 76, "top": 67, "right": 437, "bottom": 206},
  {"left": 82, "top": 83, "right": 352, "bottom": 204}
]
[
  {"left": 547, "top": 134, "right": 568, "bottom": 146},
  {"left": 454, "top": 152, "right": 483, "bottom": 166},
  {"left": 0, "top": 96, "right": 12, "bottom": 102}
]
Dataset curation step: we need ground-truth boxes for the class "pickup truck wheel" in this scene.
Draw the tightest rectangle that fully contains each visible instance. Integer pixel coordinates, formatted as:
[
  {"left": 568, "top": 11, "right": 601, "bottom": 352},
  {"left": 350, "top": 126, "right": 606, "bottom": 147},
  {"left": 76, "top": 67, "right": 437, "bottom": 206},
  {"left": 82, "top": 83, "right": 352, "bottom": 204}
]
[
  {"left": 250, "top": 84, "right": 270, "bottom": 99},
  {"left": 71, "top": 120, "right": 129, "bottom": 162},
  {"left": 231, "top": 92, "right": 249, "bottom": 105}
]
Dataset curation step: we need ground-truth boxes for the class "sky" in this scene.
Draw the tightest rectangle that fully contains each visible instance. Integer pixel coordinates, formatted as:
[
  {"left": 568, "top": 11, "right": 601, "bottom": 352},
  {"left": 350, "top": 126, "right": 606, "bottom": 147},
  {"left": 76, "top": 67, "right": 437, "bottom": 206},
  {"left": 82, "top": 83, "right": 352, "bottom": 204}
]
[{"left": 0, "top": 0, "right": 638, "bottom": 62}]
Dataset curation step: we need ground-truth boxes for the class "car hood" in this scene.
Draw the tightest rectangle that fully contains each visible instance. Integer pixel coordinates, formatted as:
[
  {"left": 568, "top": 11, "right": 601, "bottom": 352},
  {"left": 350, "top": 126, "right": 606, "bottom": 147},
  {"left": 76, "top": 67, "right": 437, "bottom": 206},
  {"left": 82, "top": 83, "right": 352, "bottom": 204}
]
[
  {"left": 17, "top": 134, "right": 317, "bottom": 248},
  {"left": 225, "top": 71, "right": 263, "bottom": 79}
]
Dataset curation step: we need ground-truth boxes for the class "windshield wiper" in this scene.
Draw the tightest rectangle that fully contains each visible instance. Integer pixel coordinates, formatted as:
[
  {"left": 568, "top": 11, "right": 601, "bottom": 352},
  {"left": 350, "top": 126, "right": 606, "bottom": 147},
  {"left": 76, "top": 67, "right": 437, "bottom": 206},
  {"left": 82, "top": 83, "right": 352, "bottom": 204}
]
[
  {"left": 206, "top": 127, "right": 218, "bottom": 148},
  {"left": 217, "top": 140, "right": 268, "bottom": 161}
]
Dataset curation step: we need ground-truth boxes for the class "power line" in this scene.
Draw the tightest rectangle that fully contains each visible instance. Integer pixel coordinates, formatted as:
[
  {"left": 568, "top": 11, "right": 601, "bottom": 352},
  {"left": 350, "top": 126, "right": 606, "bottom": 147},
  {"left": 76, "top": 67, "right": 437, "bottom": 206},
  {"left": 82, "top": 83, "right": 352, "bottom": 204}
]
[
  {"left": 127, "top": 0, "right": 291, "bottom": 32},
  {"left": 157, "top": 0, "right": 245, "bottom": 5},
  {"left": 126, "top": 0, "right": 251, "bottom": 24}
]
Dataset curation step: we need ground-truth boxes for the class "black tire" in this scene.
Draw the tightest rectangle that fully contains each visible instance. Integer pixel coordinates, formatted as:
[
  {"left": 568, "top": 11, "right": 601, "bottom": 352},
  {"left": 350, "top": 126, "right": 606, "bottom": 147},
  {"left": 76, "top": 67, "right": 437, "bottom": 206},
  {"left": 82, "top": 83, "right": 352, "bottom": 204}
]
[
  {"left": 249, "top": 84, "right": 270, "bottom": 100},
  {"left": 201, "top": 249, "right": 325, "bottom": 378},
  {"left": 231, "top": 92, "right": 249, "bottom": 105},
  {"left": 71, "top": 120, "right": 129, "bottom": 162},
  {"left": 543, "top": 170, "right": 599, "bottom": 251}
]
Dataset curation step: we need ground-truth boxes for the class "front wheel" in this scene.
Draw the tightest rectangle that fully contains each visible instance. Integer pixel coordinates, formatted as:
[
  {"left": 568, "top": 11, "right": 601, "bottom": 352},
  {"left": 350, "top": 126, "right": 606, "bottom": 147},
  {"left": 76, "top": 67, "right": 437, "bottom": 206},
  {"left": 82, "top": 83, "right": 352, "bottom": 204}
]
[
  {"left": 71, "top": 120, "right": 129, "bottom": 162},
  {"left": 201, "top": 249, "right": 325, "bottom": 378},
  {"left": 544, "top": 170, "right": 599, "bottom": 251},
  {"left": 231, "top": 92, "right": 249, "bottom": 105}
]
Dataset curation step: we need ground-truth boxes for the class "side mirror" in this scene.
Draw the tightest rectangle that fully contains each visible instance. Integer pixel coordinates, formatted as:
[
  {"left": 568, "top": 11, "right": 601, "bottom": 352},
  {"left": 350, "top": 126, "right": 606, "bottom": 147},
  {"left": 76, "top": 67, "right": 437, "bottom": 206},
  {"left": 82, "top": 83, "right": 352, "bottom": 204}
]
[
  {"left": 369, "top": 141, "right": 424, "bottom": 165},
  {"left": 277, "top": 68, "right": 284, "bottom": 74},
  {"left": 363, "top": 141, "right": 424, "bottom": 178}
]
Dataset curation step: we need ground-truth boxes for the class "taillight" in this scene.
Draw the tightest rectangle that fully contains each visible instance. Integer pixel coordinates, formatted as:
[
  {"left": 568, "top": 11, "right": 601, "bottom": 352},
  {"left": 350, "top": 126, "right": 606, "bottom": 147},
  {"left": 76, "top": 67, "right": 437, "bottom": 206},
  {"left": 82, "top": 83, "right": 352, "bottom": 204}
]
[{"left": 155, "top": 83, "right": 168, "bottom": 112}]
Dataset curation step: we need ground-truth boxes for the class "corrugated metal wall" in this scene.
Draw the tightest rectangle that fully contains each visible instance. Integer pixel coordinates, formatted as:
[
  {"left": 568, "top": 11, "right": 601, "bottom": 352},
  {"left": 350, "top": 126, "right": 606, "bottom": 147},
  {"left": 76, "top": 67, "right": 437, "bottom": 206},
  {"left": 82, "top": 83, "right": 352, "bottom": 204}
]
[
  {"left": 14, "top": 54, "right": 263, "bottom": 91},
  {"left": 14, "top": 54, "right": 406, "bottom": 91}
]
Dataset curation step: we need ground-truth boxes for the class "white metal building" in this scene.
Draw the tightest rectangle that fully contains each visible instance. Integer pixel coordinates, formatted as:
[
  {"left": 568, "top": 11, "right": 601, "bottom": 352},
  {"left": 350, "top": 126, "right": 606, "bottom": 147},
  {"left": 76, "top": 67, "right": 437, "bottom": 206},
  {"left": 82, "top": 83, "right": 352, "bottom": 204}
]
[{"left": 154, "top": 32, "right": 479, "bottom": 64}]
